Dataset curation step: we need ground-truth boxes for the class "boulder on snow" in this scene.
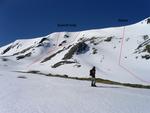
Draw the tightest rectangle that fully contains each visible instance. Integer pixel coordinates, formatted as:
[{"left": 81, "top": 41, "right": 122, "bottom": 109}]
[
  {"left": 39, "top": 38, "right": 49, "bottom": 44},
  {"left": 16, "top": 52, "right": 32, "bottom": 60},
  {"left": 63, "top": 42, "right": 89, "bottom": 60},
  {"left": 147, "top": 18, "right": 150, "bottom": 24},
  {"left": 37, "top": 38, "right": 50, "bottom": 47},
  {"left": 104, "top": 37, "right": 113, "bottom": 42},
  {"left": 2, "top": 45, "right": 12, "bottom": 54}
]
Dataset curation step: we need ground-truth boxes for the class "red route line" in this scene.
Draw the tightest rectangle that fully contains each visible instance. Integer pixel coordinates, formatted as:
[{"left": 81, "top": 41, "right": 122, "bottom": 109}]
[
  {"left": 119, "top": 27, "right": 125, "bottom": 65},
  {"left": 27, "top": 33, "right": 60, "bottom": 67},
  {"left": 27, "top": 32, "right": 81, "bottom": 67},
  {"left": 119, "top": 26, "right": 150, "bottom": 83},
  {"left": 44, "top": 32, "right": 80, "bottom": 56},
  {"left": 119, "top": 64, "right": 150, "bottom": 83},
  {"left": 45, "top": 32, "right": 80, "bottom": 55}
]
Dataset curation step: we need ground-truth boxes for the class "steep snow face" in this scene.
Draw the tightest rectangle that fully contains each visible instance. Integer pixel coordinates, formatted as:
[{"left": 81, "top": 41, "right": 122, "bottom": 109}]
[{"left": 0, "top": 18, "right": 150, "bottom": 85}]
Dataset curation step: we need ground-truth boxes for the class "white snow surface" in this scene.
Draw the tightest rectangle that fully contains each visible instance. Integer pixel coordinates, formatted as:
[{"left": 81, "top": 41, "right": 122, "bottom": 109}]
[{"left": 0, "top": 68, "right": 150, "bottom": 113}]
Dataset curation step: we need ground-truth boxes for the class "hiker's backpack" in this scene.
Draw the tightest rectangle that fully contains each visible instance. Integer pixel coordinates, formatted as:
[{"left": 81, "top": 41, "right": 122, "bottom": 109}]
[{"left": 90, "top": 69, "right": 92, "bottom": 76}]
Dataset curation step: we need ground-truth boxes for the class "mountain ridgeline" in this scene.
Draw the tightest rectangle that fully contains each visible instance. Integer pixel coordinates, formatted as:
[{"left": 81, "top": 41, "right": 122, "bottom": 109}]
[{"left": 0, "top": 17, "right": 150, "bottom": 85}]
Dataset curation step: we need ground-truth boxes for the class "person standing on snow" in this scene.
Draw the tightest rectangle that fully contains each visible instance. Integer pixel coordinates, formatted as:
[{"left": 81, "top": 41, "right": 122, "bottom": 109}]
[{"left": 90, "top": 66, "right": 96, "bottom": 87}]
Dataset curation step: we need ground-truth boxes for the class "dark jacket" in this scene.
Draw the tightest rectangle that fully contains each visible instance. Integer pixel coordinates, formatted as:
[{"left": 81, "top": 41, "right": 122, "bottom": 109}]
[{"left": 90, "top": 67, "right": 96, "bottom": 78}]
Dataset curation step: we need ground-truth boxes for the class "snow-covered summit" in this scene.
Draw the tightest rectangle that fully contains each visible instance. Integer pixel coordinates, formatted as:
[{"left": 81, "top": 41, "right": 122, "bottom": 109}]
[{"left": 0, "top": 18, "right": 150, "bottom": 85}]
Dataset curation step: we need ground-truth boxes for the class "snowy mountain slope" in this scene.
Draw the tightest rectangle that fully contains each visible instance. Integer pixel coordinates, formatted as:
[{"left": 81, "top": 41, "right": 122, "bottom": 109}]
[
  {"left": 0, "top": 17, "right": 150, "bottom": 85},
  {"left": 0, "top": 70, "right": 150, "bottom": 113}
]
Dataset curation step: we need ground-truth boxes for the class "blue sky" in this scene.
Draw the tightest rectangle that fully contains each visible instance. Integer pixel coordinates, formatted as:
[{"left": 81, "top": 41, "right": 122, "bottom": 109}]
[{"left": 0, "top": 0, "right": 150, "bottom": 46}]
